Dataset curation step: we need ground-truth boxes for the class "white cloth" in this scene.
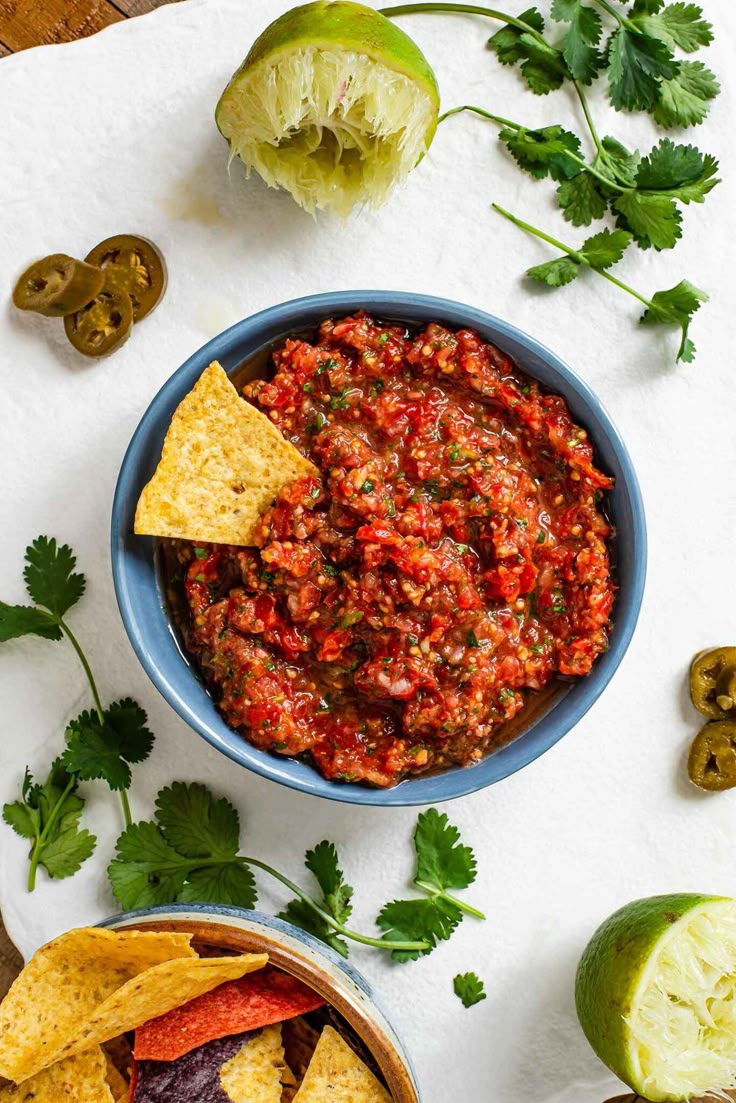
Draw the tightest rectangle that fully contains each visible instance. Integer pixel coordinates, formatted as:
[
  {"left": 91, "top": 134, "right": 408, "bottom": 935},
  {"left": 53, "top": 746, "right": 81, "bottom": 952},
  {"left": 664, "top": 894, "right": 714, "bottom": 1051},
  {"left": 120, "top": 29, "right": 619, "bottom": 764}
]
[{"left": 0, "top": 2, "right": 734, "bottom": 1100}]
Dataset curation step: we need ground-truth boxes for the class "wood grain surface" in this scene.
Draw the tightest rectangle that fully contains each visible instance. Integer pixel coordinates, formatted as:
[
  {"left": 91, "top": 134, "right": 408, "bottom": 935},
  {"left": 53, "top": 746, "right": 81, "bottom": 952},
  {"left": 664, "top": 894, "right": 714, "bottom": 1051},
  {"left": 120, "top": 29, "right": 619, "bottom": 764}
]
[{"left": 0, "top": 0, "right": 180, "bottom": 54}]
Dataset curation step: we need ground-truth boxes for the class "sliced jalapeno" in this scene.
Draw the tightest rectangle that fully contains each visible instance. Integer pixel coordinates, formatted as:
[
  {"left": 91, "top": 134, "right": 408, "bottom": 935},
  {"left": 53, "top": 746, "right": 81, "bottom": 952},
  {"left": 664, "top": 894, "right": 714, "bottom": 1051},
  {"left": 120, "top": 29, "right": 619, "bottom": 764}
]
[
  {"left": 690, "top": 647, "right": 736, "bottom": 720},
  {"left": 12, "top": 254, "right": 104, "bottom": 317},
  {"left": 85, "top": 234, "right": 166, "bottom": 322},
  {"left": 63, "top": 288, "right": 133, "bottom": 358},
  {"left": 688, "top": 720, "right": 736, "bottom": 791}
]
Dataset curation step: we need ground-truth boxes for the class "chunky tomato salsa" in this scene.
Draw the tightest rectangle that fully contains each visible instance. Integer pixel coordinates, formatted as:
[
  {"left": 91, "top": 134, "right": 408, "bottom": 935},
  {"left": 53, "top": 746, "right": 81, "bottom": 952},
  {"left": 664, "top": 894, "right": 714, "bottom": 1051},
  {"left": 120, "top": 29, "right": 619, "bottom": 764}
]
[{"left": 170, "top": 313, "right": 614, "bottom": 787}]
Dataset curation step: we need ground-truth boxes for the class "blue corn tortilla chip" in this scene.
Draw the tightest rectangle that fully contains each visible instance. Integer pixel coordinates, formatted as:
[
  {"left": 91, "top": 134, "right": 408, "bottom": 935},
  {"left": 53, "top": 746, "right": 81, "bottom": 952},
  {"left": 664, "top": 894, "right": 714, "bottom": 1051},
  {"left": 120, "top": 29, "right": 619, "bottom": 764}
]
[{"left": 132, "top": 1030, "right": 254, "bottom": 1102}]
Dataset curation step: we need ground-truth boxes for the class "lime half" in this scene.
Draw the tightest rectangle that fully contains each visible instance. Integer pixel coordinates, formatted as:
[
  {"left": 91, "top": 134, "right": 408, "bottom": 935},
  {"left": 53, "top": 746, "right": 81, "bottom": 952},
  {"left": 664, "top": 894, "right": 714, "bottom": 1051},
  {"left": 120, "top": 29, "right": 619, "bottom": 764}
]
[
  {"left": 576, "top": 894, "right": 736, "bottom": 1101},
  {"left": 215, "top": 1, "right": 440, "bottom": 217}
]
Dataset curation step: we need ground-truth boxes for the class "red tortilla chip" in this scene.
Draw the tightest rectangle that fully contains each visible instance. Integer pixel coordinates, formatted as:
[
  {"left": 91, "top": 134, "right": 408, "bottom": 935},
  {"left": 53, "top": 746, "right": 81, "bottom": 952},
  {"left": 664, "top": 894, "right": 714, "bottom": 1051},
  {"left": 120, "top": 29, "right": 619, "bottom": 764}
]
[{"left": 133, "top": 968, "right": 324, "bottom": 1063}]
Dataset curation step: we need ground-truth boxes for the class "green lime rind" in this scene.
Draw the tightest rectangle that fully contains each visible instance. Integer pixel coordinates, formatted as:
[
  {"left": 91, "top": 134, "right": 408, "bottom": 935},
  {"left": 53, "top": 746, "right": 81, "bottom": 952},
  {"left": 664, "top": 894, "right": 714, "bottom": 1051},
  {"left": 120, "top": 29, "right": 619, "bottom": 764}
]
[
  {"left": 223, "top": 1, "right": 439, "bottom": 118},
  {"left": 576, "top": 893, "right": 732, "bottom": 1102}
]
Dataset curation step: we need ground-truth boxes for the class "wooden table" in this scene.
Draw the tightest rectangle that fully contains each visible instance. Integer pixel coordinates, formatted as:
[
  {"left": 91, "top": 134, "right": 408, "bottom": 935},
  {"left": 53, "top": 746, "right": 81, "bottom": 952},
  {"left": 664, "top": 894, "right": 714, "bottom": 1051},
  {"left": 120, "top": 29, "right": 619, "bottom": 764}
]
[{"left": 0, "top": 0, "right": 179, "bottom": 55}]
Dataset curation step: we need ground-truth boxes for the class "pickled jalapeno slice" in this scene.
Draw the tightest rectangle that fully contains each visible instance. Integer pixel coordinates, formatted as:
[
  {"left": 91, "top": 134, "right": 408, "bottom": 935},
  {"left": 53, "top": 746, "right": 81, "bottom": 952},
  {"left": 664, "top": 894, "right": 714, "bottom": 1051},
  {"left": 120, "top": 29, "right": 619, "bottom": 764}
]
[
  {"left": 12, "top": 254, "right": 104, "bottom": 317},
  {"left": 689, "top": 647, "right": 736, "bottom": 720},
  {"left": 63, "top": 288, "right": 134, "bottom": 358},
  {"left": 688, "top": 720, "right": 736, "bottom": 791},
  {"left": 85, "top": 234, "right": 166, "bottom": 321}
]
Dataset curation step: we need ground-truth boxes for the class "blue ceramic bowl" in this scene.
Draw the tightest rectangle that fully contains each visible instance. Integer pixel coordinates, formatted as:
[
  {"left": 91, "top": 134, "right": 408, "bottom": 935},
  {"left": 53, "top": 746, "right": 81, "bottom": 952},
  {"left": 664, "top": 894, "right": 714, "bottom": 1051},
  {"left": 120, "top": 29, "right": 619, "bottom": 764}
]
[
  {"left": 111, "top": 291, "right": 646, "bottom": 806},
  {"left": 101, "top": 904, "right": 419, "bottom": 1101}
]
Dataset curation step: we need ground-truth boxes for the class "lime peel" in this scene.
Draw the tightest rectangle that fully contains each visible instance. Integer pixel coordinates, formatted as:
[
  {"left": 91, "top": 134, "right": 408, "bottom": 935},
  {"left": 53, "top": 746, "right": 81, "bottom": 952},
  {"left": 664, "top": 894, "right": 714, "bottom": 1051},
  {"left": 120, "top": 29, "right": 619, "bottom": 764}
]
[
  {"left": 215, "top": 1, "right": 439, "bottom": 217},
  {"left": 576, "top": 894, "right": 736, "bottom": 1102}
]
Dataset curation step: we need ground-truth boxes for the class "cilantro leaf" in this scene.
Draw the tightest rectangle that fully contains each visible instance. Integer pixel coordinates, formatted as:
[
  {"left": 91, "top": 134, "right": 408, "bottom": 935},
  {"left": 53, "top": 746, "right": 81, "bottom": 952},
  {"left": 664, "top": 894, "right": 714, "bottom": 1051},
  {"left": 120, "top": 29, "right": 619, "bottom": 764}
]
[
  {"left": 614, "top": 190, "right": 682, "bottom": 249},
  {"left": 305, "top": 841, "right": 353, "bottom": 926},
  {"left": 279, "top": 899, "right": 350, "bottom": 959},
  {"left": 178, "top": 864, "right": 257, "bottom": 909},
  {"left": 2, "top": 798, "right": 38, "bottom": 840},
  {"left": 4, "top": 760, "right": 96, "bottom": 888},
  {"left": 557, "top": 173, "right": 607, "bottom": 226},
  {"left": 654, "top": 61, "right": 719, "bottom": 128},
  {"left": 640, "top": 278, "right": 708, "bottom": 362},
  {"left": 606, "top": 27, "right": 679, "bottom": 112},
  {"left": 597, "top": 135, "right": 641, "bottom": 188},
  {"left": 630, "top": 3, "right": 713, "bottom": 53},
  {"left": 499, "top": 125, "right": 582, "bottom": 182},
  {"left": 487, "top": 9, "right": 567, "bottom": 95},
  {"left": 155, "top": 781, "right": 240, "bottom": 859},
  {"left": 23, "top": 537, "right": 85, "bottom": 619},
  {"left": 454, "top": 971, "right": 487, "bottom": 1008},
  {"left": 579, "top": 228, "right": 632, "bottom": 269},
  {"left": 62, "top": 700, "right": 154, "bottom": 792},
  {"left": 0, "top": 602, "right": 62, "bottom": 643},
  {"left": 551, "top": 0, "right": 603, "bottom": 85},
  {"left": 414, "top": 808, "right": 477, "bottom": 893},
  {"left": 636, "top": 137, "right": 705, "bottom": 190},
  {"left": 377, "top": 897, "right": 463, "bottom": 961},
  {"left": 279, "top": 841, "right": 354, "bottom": 957},
  {"left": 108, "top": 820, "right": 188, "bottom": 909},
  {"left": 527, "top": 257, "right": 580, "bottom": 287},
  {"left": 40, "top": 824, "right": 97, "bottom": 879}
]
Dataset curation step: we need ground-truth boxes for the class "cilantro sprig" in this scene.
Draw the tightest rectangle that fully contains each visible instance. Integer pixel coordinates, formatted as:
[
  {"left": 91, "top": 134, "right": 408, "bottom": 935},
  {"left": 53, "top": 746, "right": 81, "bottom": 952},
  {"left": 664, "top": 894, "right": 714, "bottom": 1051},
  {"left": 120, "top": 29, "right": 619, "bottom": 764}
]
[
  {"left": 1, "top": 537, "right": 155, "bottom": 888},
  {"left": 381, "top": 1, "right": 719, "bottom": 363},
  {"left": 493, "top": 203, "right": 707, "bottom": 361},
  {"left": 3, "top": 760, "right": 96, "bottom": 891},
  {"left": 454, "top": 971, "right": 488, "bottom": 1007},
  {"left": 109, "top": 783, "right": 485, "bottom": 961}
]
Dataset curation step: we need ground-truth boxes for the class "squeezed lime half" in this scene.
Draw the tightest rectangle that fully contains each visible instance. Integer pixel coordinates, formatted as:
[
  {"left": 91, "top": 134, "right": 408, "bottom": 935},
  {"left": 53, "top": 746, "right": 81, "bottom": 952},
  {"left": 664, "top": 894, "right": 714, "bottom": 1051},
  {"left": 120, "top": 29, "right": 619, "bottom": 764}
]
[
  {"left": 215, "top": 0, "right": 440, "bottom": 217},
  {"left": 576, "top": 894, "right": 736, "bottom": 1101}
]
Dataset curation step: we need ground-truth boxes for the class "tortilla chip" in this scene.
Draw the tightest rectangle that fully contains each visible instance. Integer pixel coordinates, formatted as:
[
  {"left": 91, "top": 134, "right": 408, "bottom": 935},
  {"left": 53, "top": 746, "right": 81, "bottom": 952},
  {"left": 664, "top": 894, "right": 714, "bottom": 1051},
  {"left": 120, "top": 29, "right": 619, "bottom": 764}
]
[
  {"left": 0, "top": 1048, "right": 114, "bottom": 1102},
  {"left": 292, "top": 1027, "right": 391, "bottom": 1103},
  {"left": 220, "top": 1025, "right": 285, "bottom": 1103},
  {"left": 134, "top": 967, "right": 323, "bottom": 1063},
  {"left": 0, "top": 928, "right": 194, "bottom": 1083},
  {"left": 53, "top": 955, "right": 268, "bottom": 1074},
  {"left": 132, "top": 1029, "right": 253, "bottom": 1102},
  {"left": 134, "top": 361, "right": 316, "bottom": 546}
]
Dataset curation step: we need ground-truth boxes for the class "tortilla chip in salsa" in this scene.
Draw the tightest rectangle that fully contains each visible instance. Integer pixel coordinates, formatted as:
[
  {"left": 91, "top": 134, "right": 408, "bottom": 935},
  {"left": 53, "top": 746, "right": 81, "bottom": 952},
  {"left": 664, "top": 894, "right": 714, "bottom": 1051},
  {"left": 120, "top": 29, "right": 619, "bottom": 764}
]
[
  {"left": 133, "top": 967, "right": 324, "bottom": 1062},
  {"left": 134, "top": 361, "right": 315, "bottom": 546}
]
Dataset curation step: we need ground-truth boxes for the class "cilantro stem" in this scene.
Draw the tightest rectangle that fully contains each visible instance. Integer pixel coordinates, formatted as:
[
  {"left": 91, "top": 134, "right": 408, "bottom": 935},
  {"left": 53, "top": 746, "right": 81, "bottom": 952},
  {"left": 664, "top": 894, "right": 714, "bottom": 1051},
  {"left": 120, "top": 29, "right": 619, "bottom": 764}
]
[
  {"left": 241, "top": 857, "right": 431, "bottom": 952},
  {"left": 27, "top": 774, "right": 75, "bottom": 891},
  {"left": 119, "top": 788, "right": 132, "bottom": 829},
  {"left": 379, "top": 2, "right": 554, "bottom": 51},
  {"left": 414, "top": 881, "right": 487, "bottom": 920},
  {"left": 57, "top": 617, "right": 104, "bottom": 722},
  {"left": 491, "top": 202, "right": 654, "bottom": 308},
  {"left": 57, "top": 617, "right": 133, "bottom": 828},
  {"left": 573, "top": 82, "right": 604, "bottom": 158},
  {"left": 591, "top": 0, "right": 635, "bottom": 31},
  {"left": 438, "top": 105, "right": 624, "bottom": 193}
]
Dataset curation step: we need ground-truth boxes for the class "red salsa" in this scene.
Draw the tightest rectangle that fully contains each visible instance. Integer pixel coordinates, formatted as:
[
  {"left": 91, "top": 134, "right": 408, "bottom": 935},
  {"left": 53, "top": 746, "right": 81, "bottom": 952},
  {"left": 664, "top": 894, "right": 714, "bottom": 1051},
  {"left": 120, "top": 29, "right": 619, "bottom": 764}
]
[{"left": 170, "top": 313, "right": 615, "bottom": 787}]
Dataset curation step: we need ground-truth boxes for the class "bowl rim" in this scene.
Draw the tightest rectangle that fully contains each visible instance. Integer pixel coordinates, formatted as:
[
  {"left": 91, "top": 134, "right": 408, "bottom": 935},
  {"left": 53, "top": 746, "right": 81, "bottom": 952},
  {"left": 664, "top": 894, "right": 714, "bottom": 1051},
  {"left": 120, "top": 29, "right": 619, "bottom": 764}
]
[
  {"left": 111, "top": 289, "right": 647, "bottom": 806},
  {"left": 100, "top": 903, "right": 419, "bottom": 1102}
]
